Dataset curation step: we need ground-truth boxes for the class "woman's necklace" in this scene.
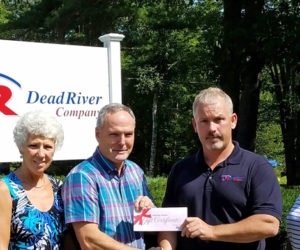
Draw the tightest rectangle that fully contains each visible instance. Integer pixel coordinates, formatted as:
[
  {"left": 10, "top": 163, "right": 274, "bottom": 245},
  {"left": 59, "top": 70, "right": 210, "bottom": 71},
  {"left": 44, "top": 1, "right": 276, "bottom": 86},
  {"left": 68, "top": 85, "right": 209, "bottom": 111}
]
[
  {"left": 33, "top": 177, "right": 45, "bottom": 188},
  {"left": 16, "top": 168, "right": 46, "bottom": 189}
]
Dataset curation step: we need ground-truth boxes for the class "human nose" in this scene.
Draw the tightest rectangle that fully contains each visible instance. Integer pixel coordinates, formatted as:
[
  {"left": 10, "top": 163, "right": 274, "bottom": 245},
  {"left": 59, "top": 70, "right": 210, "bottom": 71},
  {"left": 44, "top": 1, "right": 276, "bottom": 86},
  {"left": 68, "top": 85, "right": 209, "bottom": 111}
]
[
  {"left": 208, "top": 121, "right": 217, "bottom": 132},
  {"left": 118, "top": 134, "right": 125, "bottom": 145},
  {"left": 36, "top": 147, "right": 46, "bottom": 157}
]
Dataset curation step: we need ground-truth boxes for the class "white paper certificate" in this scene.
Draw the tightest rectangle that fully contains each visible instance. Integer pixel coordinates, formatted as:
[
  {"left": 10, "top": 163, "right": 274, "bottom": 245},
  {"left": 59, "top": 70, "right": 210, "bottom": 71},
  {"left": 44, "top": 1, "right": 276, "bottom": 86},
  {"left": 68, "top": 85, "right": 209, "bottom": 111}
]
[{"left": 133, "top": 207, "right": 187, "bottom": 231}]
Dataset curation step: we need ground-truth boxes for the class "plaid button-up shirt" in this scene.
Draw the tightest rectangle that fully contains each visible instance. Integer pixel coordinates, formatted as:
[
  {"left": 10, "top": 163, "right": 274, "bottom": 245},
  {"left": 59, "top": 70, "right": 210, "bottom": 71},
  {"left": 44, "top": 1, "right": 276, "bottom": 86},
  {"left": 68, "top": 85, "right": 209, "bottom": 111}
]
[{"left": 62, "top": 147, "right": 152, "bottom": 249}]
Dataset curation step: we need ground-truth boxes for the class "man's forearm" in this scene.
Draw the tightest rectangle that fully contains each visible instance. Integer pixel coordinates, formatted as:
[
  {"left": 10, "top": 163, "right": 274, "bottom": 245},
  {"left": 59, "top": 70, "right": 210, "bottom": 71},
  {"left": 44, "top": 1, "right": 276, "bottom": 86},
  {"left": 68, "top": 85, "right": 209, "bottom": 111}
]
[
  {"left": 209, "top": 214, "right": 279, "bottom": 243},
  {"left": 73, "top": 222, "right": 141, "bottom": 250},
  {"left": 79, "top": 232, "right": 140, "bottom": 250}
]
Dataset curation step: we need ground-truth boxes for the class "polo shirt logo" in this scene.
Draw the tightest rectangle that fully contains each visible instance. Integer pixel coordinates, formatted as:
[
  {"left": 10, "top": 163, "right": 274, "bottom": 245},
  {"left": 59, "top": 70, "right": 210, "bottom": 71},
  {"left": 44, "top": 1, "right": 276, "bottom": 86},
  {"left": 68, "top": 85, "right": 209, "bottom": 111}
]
[{"left": 221, "top": 175, "right": 244, "bottom": 182}]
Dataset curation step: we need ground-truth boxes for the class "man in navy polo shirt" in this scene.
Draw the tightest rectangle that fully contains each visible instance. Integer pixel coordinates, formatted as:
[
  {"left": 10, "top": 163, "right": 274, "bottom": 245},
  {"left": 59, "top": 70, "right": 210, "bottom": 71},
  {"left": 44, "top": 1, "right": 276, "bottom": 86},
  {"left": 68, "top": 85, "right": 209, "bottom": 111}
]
[{"left": 156, "top": 87, "right": 282, "bottom": 250}]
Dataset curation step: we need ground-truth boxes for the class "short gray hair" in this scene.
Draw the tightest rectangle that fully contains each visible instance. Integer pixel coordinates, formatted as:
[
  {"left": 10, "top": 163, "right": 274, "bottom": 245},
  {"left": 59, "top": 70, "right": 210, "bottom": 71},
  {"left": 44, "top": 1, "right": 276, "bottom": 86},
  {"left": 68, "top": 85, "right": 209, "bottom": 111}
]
[
  {"left": 193, "top": 87, "right": 233, "bottom": 117},
  {"left": 96, "top": 103, "right": 136, "bottom": 128},
  {"left": 13, "top": 110, "right": 64, "bottom": 152}
]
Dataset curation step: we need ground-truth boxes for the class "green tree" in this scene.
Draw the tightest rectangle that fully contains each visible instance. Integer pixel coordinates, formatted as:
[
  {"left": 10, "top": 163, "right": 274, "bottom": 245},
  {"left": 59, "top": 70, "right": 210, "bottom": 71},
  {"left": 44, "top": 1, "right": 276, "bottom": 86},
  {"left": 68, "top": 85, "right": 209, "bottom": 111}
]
[
  {"left": 256, "top": 90, "right": 285, "bottom": 169},
  {"left": 122, "top": 1, "right": 222, "bottom": 175},
  {"left": 262, "top": 0, "right": 300, "bottom": 185},
  {"left": 219, "top": 0, "right": 266, "bottom": 151},
  {"left": 3, "top": 0, "right": 296, "bottom": 183},
  {"left": 0, "top": 0, "right": 135, "bottom": 44},
  {"left": 0, "top": 2, "right": 13, "bottom": 39},
  {"left": 0, "top": 2, "right": 10, "bottom": 24},
  {"left": 217, "top": 0, "right": 299, "bottom": 186}
]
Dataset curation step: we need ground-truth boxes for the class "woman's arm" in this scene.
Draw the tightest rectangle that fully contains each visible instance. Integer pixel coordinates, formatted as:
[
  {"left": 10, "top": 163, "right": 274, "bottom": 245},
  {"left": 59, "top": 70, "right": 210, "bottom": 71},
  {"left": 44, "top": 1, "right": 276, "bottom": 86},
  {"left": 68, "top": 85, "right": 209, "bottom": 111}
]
[{"left": 0, "top": 181, "right": 12, "bottom": 249}]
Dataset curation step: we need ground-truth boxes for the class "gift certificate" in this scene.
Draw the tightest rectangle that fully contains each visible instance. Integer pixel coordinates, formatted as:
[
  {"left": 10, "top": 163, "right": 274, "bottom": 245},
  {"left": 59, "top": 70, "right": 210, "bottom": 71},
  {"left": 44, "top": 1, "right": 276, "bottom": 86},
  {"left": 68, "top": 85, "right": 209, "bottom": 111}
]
[{"left": 133, "top": 207, "right": 187, "bottom": 231}]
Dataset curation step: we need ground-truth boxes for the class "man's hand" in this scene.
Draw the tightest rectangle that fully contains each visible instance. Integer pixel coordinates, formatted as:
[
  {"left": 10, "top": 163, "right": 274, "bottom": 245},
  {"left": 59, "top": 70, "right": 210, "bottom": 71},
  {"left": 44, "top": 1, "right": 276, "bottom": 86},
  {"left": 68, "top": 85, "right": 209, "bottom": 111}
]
[
  {"left": 72, "top": 222, "right": 141, "bottom": 250},
  {"left": 181, "top": 214, "right": 279, "bottom": 243},
  {"left": 181, "top": 217, "right": 213, "bottom": 240},
  {"left": 134, "top": 196, "right": 155, "bottom": 211}
]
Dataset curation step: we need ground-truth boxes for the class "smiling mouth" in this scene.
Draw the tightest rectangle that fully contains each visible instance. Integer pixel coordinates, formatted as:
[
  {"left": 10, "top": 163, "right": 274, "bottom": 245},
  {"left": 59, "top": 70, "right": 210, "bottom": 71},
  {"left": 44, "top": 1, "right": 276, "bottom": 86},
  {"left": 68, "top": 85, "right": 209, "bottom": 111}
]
[
  {"left": 34, "top": 161, "right": 46, "bottom": 166},
  {"left": 113, "top": 149, "right": 128, "bottom": 153}
]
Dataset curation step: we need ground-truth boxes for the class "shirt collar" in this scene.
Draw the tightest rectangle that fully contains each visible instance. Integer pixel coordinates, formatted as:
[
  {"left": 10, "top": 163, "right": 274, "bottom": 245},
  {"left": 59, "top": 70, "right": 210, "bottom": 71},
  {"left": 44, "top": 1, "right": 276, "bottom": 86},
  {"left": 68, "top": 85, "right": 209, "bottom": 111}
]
[
  {"left": 196, "top": 141, "right": 241, "bottom": 168},
  {"left": 92, "top": 147, "right": 127, "bottom": 176},
  {"left": 224, "top": 141, "right": 241, "bottom": 165}
]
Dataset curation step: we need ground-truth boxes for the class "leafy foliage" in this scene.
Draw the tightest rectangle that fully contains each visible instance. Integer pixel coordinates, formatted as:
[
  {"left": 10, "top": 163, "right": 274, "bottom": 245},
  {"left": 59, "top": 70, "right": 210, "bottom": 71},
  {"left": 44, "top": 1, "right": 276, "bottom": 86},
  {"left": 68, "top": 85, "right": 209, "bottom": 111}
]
[
  {"left": 146, "top": 176, "right": 167, "bottom": 207},
  {"left": 0, "top": 0, "right": 298, "bottom": 185},
  {"left": 256, "top": 91, "right": 285, "bottom": 168},
  {"left": 122, "top": 1, "right": 222, "bottom": 174},
  {"left": 261, "top": 0, "right": 300, "bottom": 185},
  {"left": 268, "top": 186, "right": 300, "bottom": 249}
]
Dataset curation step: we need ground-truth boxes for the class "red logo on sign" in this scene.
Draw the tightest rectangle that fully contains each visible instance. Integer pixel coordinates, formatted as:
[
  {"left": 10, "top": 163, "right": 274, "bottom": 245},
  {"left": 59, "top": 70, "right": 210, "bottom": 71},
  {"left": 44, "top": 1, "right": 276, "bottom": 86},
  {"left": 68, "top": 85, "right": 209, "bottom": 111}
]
[
  {"left": 0, "top": 85, "right": 17, "bottom": 115},
  {"left": 133, "top": 208, "right": 152, "bottom": 225}
]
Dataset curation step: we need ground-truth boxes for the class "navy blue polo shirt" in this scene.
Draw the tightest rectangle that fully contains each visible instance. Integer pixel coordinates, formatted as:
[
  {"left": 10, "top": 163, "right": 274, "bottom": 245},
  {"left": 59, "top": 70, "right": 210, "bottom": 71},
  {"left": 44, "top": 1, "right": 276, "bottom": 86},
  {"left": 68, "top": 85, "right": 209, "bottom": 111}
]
[{"left": 162, "top": 142, "right": 282, "bottom": 250}]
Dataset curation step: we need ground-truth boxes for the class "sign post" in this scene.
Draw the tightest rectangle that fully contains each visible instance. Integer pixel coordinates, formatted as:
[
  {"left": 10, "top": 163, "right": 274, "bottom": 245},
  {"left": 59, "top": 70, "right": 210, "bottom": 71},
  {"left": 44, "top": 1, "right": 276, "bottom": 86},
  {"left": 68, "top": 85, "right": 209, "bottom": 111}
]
[{"left": 99, "top": 33, "right": 125, "bottom": 103}]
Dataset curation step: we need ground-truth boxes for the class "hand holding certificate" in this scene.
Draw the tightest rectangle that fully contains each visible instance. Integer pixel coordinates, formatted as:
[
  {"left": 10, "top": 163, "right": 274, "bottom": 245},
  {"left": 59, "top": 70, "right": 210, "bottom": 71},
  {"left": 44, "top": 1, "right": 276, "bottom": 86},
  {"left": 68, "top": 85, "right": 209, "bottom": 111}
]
[{"left": 133, "top": 207, "right": 187, "bottom": 231}]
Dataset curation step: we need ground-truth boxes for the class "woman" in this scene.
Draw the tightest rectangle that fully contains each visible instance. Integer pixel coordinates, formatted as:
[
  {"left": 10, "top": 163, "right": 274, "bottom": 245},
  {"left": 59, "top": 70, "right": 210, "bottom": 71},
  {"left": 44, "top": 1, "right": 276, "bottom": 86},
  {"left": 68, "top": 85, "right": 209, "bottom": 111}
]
[{"left": 0, "top": 110, "right": 65, "bottom": 249}]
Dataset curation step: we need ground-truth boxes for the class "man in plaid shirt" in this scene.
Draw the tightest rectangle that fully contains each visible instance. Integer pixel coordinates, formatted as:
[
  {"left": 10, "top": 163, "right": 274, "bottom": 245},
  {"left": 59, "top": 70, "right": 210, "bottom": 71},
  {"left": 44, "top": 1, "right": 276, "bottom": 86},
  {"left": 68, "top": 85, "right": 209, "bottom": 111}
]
[{"left": 62, "top": 103, "right": 154, "bottom": 250}]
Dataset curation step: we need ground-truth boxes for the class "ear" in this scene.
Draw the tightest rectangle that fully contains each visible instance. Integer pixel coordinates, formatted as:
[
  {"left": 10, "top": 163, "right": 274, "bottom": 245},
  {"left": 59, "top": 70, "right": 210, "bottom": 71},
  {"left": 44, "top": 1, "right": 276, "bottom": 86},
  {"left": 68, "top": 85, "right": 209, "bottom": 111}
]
[
  {"left": 95, "top": 127, "right": 101, "bottom": 143},
  {"left": 19, "top": 145, "right": 24, "bottom": 155},
  {"left": 192, "top": 118, "right": 197, "bottom": 133},
  {"left": 231, "top": 113, "right": 238, "bottom": 129}
]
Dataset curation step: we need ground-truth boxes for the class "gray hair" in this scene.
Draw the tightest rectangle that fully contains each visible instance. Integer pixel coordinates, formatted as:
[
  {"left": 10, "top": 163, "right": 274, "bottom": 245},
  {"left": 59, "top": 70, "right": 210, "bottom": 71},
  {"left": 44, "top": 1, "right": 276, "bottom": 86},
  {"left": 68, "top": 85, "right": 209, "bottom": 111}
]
[
  {"left": 193, "top": 87, "right": 233, "bottom": 117},
  {"left": 96, "top": 103, "right": 136, "bottom": 128},
  {"left": 13, "top": 110, "right": 64, "bottom": 152}
]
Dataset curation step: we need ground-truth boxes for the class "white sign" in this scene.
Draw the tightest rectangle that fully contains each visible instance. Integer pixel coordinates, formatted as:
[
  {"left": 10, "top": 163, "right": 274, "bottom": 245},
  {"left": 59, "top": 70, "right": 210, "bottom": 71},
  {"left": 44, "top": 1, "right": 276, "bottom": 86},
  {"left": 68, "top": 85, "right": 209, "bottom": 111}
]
[
  {"left": 133, "top": 207, "right": 188, "bottom": 231},
  {"left": 0, "top": 33, "right": 124, "bottom": 162}
]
